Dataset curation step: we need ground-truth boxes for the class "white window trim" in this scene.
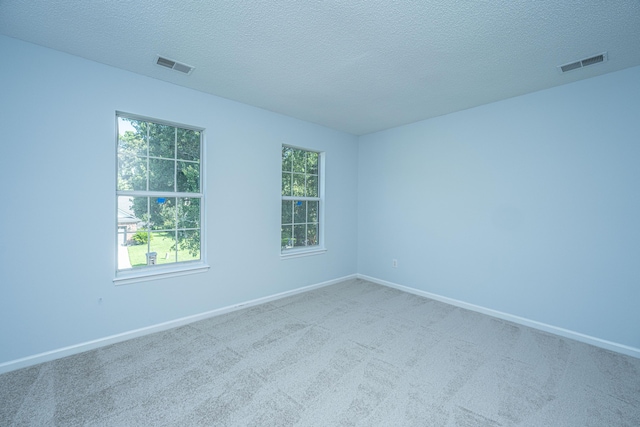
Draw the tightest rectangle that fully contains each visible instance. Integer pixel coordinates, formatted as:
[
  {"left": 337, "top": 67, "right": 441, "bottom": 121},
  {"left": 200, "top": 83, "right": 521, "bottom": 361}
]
[
  {"left": 114, "top": 263, "right": 210, "bottom": 285},
  {"left": 115, "top": 112, "right": 207, "bottom": 282},
  {"left": 280, "top": 247, "right": 327, "bottom": 259},
  {"left": 280, "top": 147, "right": 326, "bottom": 258}
]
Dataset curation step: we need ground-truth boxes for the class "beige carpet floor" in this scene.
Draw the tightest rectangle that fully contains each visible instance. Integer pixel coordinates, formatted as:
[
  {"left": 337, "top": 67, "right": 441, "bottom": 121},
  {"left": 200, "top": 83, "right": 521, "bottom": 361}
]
[{"left": 1, "top": 278, "right": 639, "bottom": 426}]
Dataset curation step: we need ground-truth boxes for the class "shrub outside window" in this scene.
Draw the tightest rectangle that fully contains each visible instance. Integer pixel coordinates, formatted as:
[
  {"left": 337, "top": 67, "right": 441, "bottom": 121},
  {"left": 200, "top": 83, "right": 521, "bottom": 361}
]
[
  {"left": 116, "top": 113, "right": 204, "bottom": 277},
  {"left": 281, "top": 145, "right": 323, "bottom": 255}
]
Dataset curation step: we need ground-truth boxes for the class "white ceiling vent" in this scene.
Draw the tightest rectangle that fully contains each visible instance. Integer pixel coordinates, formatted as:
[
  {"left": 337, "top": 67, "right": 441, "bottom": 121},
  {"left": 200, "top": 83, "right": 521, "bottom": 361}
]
[
  {"left": 155, "top": 55, "right": 195, "bottom": 75},
  {"left": 558, "top": 52, "right": 607, "bottom": 73}
]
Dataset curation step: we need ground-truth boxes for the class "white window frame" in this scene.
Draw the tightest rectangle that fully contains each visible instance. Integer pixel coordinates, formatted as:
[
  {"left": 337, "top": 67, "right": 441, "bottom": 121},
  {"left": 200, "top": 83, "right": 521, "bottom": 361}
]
[
  {"left": 114, "top": 112, "right": 208, "bottom": 284},
  {"left": 281, "top": 145, "right": 326, "bottom": 259}
]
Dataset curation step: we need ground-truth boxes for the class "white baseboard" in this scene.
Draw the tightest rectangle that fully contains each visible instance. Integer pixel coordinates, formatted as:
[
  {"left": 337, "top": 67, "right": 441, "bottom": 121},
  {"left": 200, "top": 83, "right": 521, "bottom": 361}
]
[
  {"left": 358, "top": 274, "right": 640, "bottom": 359},
  {"left": 0, "top": 274, "right": 356, "bottom": 374},
  {"left": 3, "top": 272, "right": 636, "bottom": 374}
]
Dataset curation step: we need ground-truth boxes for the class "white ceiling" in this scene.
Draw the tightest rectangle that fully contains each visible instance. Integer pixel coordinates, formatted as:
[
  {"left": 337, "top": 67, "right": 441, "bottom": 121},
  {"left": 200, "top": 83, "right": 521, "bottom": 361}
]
[{"left": 2, "top": 1, "right": 639, "bottom": 135}]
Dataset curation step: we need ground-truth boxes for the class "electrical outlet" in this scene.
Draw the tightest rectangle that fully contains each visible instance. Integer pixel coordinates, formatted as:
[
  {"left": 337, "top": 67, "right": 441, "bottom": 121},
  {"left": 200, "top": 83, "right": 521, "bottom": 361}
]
[{"left": 392, "top": 259, "right": 398, "bottom": 268}]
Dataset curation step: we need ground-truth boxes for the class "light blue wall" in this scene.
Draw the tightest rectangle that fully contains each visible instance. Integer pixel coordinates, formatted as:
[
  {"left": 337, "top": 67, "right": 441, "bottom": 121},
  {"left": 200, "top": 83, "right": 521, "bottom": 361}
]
[
  {"left": 0, "top": 35, "right": 358, "bottom": 364},
  {"left": 358, "top": 65, "right": 640, "bottom": 349},
  {"left": 2, "top": 33, "right": 639, "bottom": 366}
]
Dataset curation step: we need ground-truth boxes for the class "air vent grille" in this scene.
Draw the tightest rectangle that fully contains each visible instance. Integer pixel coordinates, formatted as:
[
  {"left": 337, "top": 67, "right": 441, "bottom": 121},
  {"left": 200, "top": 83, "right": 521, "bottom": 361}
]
[
  {"left": 155, "top": 56, "right": 194, "bottom": 75},
  {"left": 156, "top": 57, "right": 176, "bottom": 69},
  {"left": 580, "top": 54, "right": 604, "bottom": 67},
  {"left": 560, "top": 61, "right": 582, "bottom": 73},
  {"left": 558, "top": 52, "right": 607, "bottom": 73}
]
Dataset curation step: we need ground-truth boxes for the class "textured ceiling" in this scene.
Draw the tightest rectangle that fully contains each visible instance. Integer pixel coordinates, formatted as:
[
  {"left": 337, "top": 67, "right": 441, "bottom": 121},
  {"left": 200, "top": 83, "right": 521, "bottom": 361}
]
[{"left": 2, "top": 1, "right": 639, "bottom": 135}]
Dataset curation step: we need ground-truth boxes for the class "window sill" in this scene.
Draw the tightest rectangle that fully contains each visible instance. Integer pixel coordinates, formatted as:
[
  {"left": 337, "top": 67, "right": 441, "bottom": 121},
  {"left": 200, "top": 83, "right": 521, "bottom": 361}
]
[
  {"left": 114, "top": 262, "right": 210, "bottom": 285},
  {"left": 280, "top": 247, "right": 327, "bottom": 260}
]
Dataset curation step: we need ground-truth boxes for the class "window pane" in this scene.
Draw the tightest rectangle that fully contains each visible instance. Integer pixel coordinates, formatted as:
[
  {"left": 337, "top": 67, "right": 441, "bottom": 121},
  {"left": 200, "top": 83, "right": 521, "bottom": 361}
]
[
  {"left": 118, "top": 117, "right": 147, "bottom": 157},
  {"left": 118, "top": 153, "right": 147, "bottom": 191},
  {"left": 292, "top": 149, "right": 305, "bottom": 173},
  {"left": 294, "top": 200, "right": 306, "bottom": 224},
  {"left": 281, "top": 226, "right": 293, "bottom": 249},
  {"left": 149, "top": 123, "right": 175, "bottom": 159},
  {"left": 177, "top": 128, "right": 200, "bottom": 161},
  {"left": 177, "top": 161, "right": 200, "bottom": 193},
  {"left": 282, "top": 146, "right": 293, "bottom": 172},
  {"left": 149, "top": 231, "right": 177, "bottom": 265},
  {"left": 293, "top": 224, "right": 306, "bottom": 247},
  {"left": 150, "top": 197, "right": 176, "bottom": 230},
  {"left": 117, "top": 196, "right": 135, "bottom": 222},
  {"left": 306, "top": 174, "right": 318, "bottom": 197},
  {"left": 121, "top": 194, "right": 151, "bottom": 268},
  {"left": 307, "top": 152, "right": 318, "bottom": 175},
  {"left": 178, "top": 198, "right": 200, "bottom": 229},
  {"left": 292, "top": 173, "right": 305, "bottom": 197},
  {"left": 281, "top": 200, "right": 293, "bottom": 225},
  {"left": 281, "top": 172, "right": 292, "bottom": 196},
  {"left": 178, "top": 230, "right": 200, "bottom": 262},
  {"left": 131, "top": 157, "right": 148, "bottom": 191},
  {"left": 307, "top": 223, "right": 318, "bottom": 246},
  {"left": 126, "top": 232, "right": 152, "bottom": 268},
  {"left": 307, "top": 201, "right": 318, "bottom": 223},
  {"left": 120, "top": 196, "right": 149, "bottom": 230},
  {"left": 117, "top": 196, "right": 143, "bottom": 268},
  {"left": 149, "top": 158, "right": 174, "bottom": 191}
]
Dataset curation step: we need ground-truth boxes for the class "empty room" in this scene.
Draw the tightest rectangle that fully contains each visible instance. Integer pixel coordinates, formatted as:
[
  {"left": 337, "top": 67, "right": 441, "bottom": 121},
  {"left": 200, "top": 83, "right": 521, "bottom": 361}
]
[{"left": 1, "top": 1, "right": 639, "bottom": 426}]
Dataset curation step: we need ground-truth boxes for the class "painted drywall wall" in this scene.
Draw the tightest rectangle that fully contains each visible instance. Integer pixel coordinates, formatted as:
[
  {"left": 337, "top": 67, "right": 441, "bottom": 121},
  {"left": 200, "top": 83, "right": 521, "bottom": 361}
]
[
  {"left": 358, "top": 65, "right": 640, "bottom": 349},
  {"left": 0, "top": 35, "right": 358, "bottom": 365}
]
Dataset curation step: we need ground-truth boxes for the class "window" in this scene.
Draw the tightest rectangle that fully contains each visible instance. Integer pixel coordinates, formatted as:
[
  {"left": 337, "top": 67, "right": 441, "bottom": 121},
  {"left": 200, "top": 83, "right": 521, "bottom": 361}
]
[
  {"left": 116, "top": 113, "right": 205, "bottom": 280},
  {"left": 281, "top": 145, "right": 324, "bottom": 256}
]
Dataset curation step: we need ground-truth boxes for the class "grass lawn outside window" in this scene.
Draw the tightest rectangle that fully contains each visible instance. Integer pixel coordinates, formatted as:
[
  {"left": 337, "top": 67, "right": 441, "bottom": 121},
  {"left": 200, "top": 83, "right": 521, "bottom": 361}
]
[{"left": 126, "top": 232, "right": 200, "bottom": 267}]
